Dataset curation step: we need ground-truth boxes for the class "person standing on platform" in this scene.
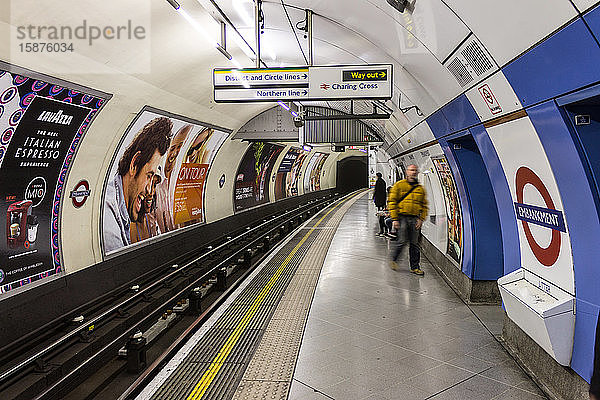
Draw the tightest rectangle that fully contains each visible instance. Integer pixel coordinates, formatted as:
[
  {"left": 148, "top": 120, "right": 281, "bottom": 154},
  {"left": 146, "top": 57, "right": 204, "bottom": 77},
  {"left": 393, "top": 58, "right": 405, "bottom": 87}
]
[
  {"left": 388, "top": 164, "right": 428, "bottom": 275},
  {"left": 373, "top": 172, "right": 387, "bottom": 236}
]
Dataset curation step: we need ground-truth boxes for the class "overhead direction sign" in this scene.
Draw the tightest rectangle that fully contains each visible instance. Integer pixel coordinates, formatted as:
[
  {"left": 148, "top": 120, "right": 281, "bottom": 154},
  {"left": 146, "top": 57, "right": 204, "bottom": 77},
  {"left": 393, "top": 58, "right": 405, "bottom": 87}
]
[
  {"left": 214, "top": 68, "right": 309, "bottom": 87},
  {"left": 342, "top": 69, "right": 388, "bottom": 81},
  {"left": 214, "top": 64, "right": 392, "bottom": 103}
]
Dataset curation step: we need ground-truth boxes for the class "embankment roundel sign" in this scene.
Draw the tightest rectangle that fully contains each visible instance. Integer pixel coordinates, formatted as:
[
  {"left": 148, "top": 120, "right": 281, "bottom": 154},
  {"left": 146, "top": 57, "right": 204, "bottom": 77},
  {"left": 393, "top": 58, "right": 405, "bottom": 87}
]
[{"left": 514, "top": 167, "right": 566, "bottom": 267}]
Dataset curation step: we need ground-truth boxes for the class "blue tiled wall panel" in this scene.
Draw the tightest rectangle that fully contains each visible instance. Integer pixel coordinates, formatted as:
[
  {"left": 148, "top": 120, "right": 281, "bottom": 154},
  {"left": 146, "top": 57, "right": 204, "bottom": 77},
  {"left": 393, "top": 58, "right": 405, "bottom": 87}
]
[
  {"left": 572, "top": 300, "right": 599, "bottom": 382},
  {"left": 470, "top": 125, "right": 521, "bottom": 276},
  {"left": 439, "top": 137, "right": 474, "bottom": 278},
  {"left": 503, "top": 18, "right": 600, "bottom": 107},
  {"left": 442, "top": 94, "right": 480, "bottom": 133},
  {"left": 448, "top": 132, "right": 503, "bottom": 280},
  {"left": 527, "top": 100, "right": 600, "bottom": 381},
  {"left": 426, "top": 109, "right": 452, "bottom": 139},
  {"left": 583, "top": 3, "right": 600, "bottom": 44}
]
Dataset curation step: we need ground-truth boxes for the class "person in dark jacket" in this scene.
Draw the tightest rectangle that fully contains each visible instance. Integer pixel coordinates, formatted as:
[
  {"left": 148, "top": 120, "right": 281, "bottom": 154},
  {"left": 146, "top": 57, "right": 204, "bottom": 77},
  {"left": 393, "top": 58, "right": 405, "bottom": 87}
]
[{"left": 373, "top": 173, "right": 387, "bottom": 236}]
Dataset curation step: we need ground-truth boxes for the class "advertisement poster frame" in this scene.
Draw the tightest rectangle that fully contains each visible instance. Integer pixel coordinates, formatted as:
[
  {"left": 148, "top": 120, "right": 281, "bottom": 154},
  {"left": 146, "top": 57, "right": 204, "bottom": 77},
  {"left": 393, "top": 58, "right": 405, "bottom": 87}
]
[
  {"left": 274, "top": 147, "right": 308, "bottom": 201},
  {"left": 303, "top": 152, "right": 330, "bottom": 193},
  {"left": 100, "top": 106, "right": 231, "bottom": 259},
  {"left": 233, "top": 142, "right": 285, "bottom": 213},
  {"left": 431, "top": 156, "right": 463, "bottom": 264},
  {"left": 0, "top": 61, "right": 111, "bottom": 296}
]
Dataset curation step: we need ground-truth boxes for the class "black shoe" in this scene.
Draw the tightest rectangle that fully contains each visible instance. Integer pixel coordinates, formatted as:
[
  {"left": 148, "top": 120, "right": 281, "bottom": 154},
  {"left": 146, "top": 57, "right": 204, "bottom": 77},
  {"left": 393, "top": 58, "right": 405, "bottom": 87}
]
[{"left": 385, "top": 233, "right": 397, "bottom": 241}]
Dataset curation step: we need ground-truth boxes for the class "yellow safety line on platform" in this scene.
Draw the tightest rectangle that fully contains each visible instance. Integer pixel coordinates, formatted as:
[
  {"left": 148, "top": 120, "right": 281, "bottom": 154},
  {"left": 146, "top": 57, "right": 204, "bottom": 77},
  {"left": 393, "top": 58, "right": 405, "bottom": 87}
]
[{"left": 185, "top": 193, "right": 360, "bottom": 400}]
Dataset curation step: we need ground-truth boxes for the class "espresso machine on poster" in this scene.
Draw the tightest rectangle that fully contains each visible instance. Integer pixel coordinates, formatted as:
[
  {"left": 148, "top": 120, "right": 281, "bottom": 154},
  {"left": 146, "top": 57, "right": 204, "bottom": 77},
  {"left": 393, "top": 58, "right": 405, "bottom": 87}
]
[{"left": 6, "top": 200, "right": 33, "bottom": 249}]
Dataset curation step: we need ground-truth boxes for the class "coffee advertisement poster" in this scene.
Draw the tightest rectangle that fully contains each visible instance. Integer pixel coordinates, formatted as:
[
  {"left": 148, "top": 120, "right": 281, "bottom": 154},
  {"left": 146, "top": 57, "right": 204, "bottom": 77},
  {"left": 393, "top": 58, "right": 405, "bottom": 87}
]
[{"left": 0, "top": 70, "right": 105, "bottom": 294}]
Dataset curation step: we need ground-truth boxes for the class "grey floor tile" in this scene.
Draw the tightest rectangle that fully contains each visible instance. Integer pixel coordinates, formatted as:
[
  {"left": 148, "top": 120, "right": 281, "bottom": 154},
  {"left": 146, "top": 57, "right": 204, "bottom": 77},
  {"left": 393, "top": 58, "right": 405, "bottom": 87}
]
[
  {"left": 389, "top": 353, "right": 444, "bottom": 380},
  {"left": 341, "top": 331, "right": 389, "bottom": 350},
  {"left": 490, "top": 387, "right": 548, "bottom": 400},
  {"left": 290, "top": 198, "right": 542, "bottom": 400},
  {"left": 296, "top": 348, "right": 347, "bottom": 370},
  {"left": 479, "top": 359, "right": 531, "bottom": 386},
  {"left": 429, "top": 375, "right": 511, "bottom": 400},
  {"left": 445, "top": 355, "right": 496, "bottom": 374},
  {"left": 516, "top": 380, "right": 547, "bottom": 397},
  {"left": 328, "top": 315, "right": 384, "bottom": 335},
  {"left": 361, "top": 394, "right": 390, "bottom": 400},
  {"left": 288, "top": 380, "right": 331, "bottom": 400},
  {"left": 465, "top": 341, "right": 512, "bottom": 363},
  {"left": 416, "top": 338, "right": 474, "bottom": 362},
  {"left": 368, "top": 344, "right": 414, "bottom": 363},
  {"left": 421, "top": 363, "right": 476, "bottom": 383},
  {"left": 377, "top": 382, "right": 432, "bottom": 400},
  {"left": 321, "top": 380, "right": 376, "bottom": 400},
  {"left": 342, "top": 367, "right": 406, "bottom": 392},
  {"left": 297, "top": 365, "right": 347, "bottom": 390},
  {"left": 401, "top": 365, "right": 474, "bottom": 395},
  {"left": 370, "top": 325, "right": 412, "bottom": 343},
  {"left": 302, "top": 318, "right": 343, "bottom": 338},
  {"left": 301, "top": 329, "right": 351, "bottom": 352},
  {"left": 328, "top": 343, "right": 379, "bottom": 362},
  {"left": 391, "top": 332, "right": 455, "bottom": 352}
]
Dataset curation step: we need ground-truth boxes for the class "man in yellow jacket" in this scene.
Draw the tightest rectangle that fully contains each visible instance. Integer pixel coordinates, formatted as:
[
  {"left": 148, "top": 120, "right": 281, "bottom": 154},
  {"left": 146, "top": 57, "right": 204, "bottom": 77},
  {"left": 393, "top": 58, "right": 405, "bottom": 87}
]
[{"left": 388, "top": 164, "right": 428, "bottom": 275}]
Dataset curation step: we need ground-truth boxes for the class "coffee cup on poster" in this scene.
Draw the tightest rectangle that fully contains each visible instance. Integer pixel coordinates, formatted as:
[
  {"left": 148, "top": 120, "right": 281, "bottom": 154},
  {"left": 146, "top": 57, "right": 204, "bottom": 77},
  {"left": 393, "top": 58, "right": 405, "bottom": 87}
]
[{"left": 27, "top": 215, "right": 38, "bottom": 243}]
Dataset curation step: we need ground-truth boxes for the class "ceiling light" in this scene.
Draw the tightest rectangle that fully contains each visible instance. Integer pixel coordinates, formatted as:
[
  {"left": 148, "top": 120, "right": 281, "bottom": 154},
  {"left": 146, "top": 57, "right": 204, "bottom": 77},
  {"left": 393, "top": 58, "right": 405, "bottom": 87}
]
[
  {"left": 277, "top": 101, "right": 290, "bottom": 111},
  {"left": 166, "top": 0, "right": 180, "bottom": 10},
  {"left": 233, "top": 0, "right": 254, "bottom": 26},
  {"left": 178, "top": 8, "right": 220, "bottom": 47},
  {"left": 170, "top": 4, "right": 250, "bottom": 72}
]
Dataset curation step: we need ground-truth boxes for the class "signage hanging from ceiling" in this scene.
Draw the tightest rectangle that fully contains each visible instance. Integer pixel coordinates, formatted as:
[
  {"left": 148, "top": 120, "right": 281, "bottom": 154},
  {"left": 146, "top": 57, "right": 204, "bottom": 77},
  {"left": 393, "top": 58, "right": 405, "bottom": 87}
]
[{"left": 213, "top": 64, "right": 393, "bottom": 103}]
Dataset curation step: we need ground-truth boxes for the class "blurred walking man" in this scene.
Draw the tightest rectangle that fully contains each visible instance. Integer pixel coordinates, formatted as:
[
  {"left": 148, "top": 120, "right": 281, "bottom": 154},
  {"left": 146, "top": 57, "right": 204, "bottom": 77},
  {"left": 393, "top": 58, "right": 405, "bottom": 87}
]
[{"left": 388, "top": 164, "right": 428, "bottom": 275}]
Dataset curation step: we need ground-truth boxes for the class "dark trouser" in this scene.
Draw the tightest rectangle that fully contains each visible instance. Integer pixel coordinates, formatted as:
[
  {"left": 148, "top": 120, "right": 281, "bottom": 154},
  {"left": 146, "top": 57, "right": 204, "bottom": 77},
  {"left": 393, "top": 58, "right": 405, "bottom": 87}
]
[
  {"left": 377, "top": 206, "right": 386, "bottom": 234},
  {"left": 391, "top": 215, "right": 420, "bottom": 269},
  {"left": 378, "top": 216, "right": 386, "bottom": 233},
  {"left": 385, "top": 217, "right": 393, "bottom": 233}
]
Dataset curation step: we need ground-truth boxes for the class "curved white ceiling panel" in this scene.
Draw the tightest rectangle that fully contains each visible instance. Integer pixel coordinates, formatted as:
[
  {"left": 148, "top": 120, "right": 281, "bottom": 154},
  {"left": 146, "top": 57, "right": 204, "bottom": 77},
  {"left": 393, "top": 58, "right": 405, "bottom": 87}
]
[
  {"left": 311, "top": 17, "right": 390, "bottom": 64},
  {"left": 443, "top": 0, "right": 578, "bottom": 65},
  {"left": 375, "top": 0, "right": 470, "bottom": 62},
  {"left": 282, "top": 0, "right": 469, "bottom": 63},
  {"left": 571, "top": 0, "right": 600, "bottom": 13},
  {"left": 402, "top": 52, "right": 463, "bottom": 106}
]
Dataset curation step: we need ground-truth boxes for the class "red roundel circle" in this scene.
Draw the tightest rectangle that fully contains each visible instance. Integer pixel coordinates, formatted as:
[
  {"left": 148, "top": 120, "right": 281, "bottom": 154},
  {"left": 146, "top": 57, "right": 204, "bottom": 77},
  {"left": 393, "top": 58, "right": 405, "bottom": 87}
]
[
  {"left": 71, "top": 180, "right": 90, "bottom": 208},
  {"left": 515, "top": 167, "right": 561, "bottom": 267}
]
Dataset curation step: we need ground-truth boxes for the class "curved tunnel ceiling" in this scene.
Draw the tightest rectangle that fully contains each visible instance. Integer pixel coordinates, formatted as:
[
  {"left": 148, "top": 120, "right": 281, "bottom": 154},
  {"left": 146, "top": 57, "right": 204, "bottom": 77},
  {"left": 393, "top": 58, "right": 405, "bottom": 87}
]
[
  {"left": 199, "top": 0, "right": 592, "bottom": 155},
  {"left": 2, "top": 1, "right": 595, "bottom": 154}
]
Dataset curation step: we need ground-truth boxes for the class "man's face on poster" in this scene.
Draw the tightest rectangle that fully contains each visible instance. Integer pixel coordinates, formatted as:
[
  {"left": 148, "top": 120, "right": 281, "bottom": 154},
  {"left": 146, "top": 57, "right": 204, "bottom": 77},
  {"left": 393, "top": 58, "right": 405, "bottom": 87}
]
[
  {"left": 127, "top": 150, "right": 161, "bottom": 222},
  {"left": 141, "top": 174, "right": 160, "bottom": 216}
]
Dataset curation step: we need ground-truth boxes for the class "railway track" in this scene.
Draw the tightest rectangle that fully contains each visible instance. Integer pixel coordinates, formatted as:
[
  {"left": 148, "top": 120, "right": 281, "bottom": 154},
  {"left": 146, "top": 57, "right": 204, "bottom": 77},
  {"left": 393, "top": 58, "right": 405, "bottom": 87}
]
[{"left": 0, "top": 193, "right": 341, "bottom": 400}]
